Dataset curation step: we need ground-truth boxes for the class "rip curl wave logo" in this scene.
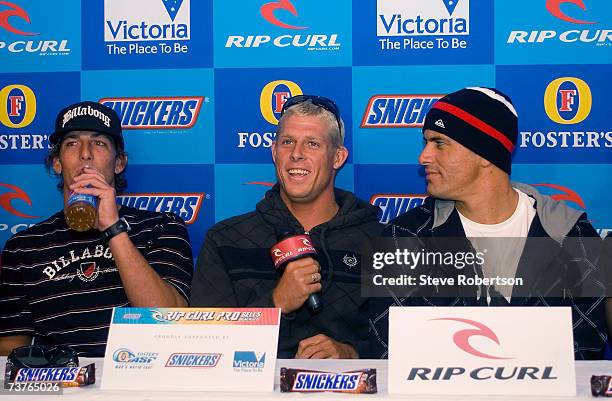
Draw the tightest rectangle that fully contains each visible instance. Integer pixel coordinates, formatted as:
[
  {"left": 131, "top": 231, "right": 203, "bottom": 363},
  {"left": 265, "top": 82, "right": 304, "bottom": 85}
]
[
  {"left": 531, "top": 183, "right": 586, "bottom": 209},
  {"left": 545, "top": 0, "right": 597, "bottom": 24},
  {"left": 0, "top": 183, "right": 40, "bottom": 219},
  {"left": 0, "top": 2, "right": 38, "bottom": 36},
  {"left": 260, "top": 0, "right": 307, "bottom": 30},
  {"left": 431, "top": 317, "right": 514, "bottom": 360}
]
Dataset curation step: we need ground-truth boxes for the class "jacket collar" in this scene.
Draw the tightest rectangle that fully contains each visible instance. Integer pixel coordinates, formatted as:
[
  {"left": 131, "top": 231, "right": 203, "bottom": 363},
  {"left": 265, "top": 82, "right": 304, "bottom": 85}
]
[
  {"left": 431, "top": 181, "right": 583, "bottom": 242},
  {"left": 256, "top": 184, "right": 380, "bottom": 232}
]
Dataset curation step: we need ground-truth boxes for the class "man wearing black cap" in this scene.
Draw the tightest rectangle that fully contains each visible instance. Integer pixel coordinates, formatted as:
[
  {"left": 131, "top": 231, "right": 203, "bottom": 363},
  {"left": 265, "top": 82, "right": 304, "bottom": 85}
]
[
  {"left": 0, "top": 101, "right": 193, "bottom": 356},
  {"left": 370, "top": 87, "right": 607, "bottom": 360}
]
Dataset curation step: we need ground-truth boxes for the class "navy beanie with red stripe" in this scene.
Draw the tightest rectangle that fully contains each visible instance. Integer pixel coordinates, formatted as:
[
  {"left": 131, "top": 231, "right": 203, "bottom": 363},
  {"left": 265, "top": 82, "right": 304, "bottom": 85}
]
[{"left": 423, "top": 87, "right": 518, "bottom": 174}]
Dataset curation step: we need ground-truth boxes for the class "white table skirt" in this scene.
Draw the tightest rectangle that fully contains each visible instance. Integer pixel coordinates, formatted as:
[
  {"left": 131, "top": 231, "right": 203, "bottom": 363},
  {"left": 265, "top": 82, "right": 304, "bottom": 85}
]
[{"left": 2, "top": 357, "right": 611, "bottom": 400}]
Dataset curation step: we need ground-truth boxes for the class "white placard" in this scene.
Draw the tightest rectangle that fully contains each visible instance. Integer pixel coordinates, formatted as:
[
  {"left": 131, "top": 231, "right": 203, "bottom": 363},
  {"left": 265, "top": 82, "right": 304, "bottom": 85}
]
[
  {"left": 388, "top": 306, "right": 575, "bottom": 395},
  {"left": 101, "top": 307, "right": 280, "bottom": 392}
]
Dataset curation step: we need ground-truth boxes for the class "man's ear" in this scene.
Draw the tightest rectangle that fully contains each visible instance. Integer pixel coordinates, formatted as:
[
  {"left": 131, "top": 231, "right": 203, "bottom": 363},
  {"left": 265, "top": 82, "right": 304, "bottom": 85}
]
[
  {"left": 53, "top": 157, "right": 62, "bottom": 175},
  {"left": 271, "top": 141, "right": 277, "bottom": 164},
  {"left": 333, "top": 146, "right": 349, "bottom": 170},
  {"left": 115, "top": 153, "right": 127, "bottom": 174}
]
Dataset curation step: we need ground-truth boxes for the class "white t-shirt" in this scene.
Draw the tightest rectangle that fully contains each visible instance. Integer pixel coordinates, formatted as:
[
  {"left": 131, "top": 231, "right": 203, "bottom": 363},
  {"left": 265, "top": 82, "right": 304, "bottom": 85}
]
[{"left": 458, "top": 189, "right": 536, "bottom": 303}]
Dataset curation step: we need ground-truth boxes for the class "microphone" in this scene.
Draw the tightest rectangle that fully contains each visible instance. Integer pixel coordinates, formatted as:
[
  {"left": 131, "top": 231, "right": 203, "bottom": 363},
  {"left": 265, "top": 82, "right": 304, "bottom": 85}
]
[{"left": 270, "top": 226, "right": 323, "bottom": 314}]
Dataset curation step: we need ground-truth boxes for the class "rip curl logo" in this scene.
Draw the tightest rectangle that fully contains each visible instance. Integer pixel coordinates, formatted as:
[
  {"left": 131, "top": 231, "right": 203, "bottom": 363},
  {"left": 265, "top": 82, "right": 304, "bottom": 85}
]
[
  {"left": 531, "top": 183, "right": 586, "bottom": 209},
  {"left": 301, "top": 238, "right": 311, "bottom": 247},
  {"left": 0, "top": 183, "right": 40, "bottom": 219},
  {"left": 0, "top": 2, "right": 39, "bottom": 36},
  {"left": 545, "top": 0, "right": 597, "bottom": 24},
  {"left": 431, "top": 317, "right": 513, "bottom": 360},
  {"left": 260, "top": 0, "right": 307, "bottom": 30},
  {"left": 272, "top": 248, "right": 283, "bottom": 257}
]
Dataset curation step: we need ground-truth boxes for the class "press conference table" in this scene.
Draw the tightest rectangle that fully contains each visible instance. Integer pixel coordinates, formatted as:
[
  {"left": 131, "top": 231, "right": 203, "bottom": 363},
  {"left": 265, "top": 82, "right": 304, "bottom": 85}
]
[{"left": 1, "top": 357, "right": 611, "bottom": 400}]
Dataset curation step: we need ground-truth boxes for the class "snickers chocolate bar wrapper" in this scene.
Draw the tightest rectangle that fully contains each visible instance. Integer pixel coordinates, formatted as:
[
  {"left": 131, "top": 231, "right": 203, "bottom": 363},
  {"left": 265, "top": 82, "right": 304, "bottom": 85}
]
[
  {"left": 592, "top": 375, "right": 612, "bottom": 397},
  {"left": 280, "top": 367, "right": 377, "bottom": 393},
  {"left": 4, "top": 363, "right": 95, "bottom": 388}
]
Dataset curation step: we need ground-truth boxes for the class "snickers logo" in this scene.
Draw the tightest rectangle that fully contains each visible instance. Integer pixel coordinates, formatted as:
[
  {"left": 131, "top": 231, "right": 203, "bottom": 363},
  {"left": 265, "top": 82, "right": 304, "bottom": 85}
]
[
  {"left": 370, "top": 194, "right": 426, "bottom": 224},
  {"left": 361, "top": 95, "right": 441, "bottom": 128},
  {"left": 115, "top": 193, "right": 204, "bottom": 224},
  {"left": 100, "top": 96, "right": 204, "bottom": 129}
]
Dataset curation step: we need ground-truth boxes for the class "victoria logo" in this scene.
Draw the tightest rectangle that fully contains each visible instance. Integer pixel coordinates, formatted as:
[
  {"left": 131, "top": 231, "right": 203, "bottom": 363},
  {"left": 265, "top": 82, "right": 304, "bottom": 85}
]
[
  {"left": 162, "top": 0, "right": 184, "bottom": 22},
  {"left": 260, "top": 0, "right": 307, "bottom": 30},
  {"left": 545, "top": 0, "right": 596, "bottom": 24},
  {"left": 431, "top": 318, "right": 513, "bottom": 360},
  {"left": 0, "top": 183, "right": 40, "bottom": 219},
  {"left": 0, "top": 2, "right": 38, "bottom": 36}
]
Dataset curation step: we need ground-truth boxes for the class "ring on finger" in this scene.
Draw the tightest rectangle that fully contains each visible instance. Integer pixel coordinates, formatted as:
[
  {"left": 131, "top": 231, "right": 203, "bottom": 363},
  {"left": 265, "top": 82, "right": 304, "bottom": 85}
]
[{"left": 311, "top": 273, "right": 318, "bottom": 284}]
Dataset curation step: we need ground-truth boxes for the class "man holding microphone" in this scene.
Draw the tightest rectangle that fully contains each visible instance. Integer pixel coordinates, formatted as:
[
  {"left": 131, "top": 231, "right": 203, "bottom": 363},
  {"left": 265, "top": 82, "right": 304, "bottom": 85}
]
[{"left": 190, "top": 95, "right": 382, "bottom": 358}]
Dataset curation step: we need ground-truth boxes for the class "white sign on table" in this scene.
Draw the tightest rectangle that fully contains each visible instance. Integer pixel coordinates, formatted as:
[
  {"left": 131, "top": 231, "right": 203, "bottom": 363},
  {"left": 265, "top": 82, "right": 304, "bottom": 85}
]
[
  {"left": 101, "top": 307, "right": 280, "bottom": 392},
  {"left": 388, "top": 306, "right": 576, "bottom": 396}
]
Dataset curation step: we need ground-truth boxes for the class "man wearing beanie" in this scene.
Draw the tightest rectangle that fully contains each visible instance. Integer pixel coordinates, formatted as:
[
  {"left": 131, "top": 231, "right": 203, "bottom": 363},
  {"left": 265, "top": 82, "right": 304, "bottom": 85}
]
[
  {"left": 370, "top": 87, "right": 607, "bottom": 360},
  {"left": 0, "top": 101, "right": 193, "bottom": 356}
]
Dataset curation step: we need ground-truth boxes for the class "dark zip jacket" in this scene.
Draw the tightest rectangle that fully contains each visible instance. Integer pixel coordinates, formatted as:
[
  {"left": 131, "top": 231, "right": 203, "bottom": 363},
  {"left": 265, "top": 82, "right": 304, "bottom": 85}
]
[
  {"left": 191, "top": 185, "right": 383, "bottom": 358},
  {"left": 370, "top": 182, "right": 607, "bottom": 360}
]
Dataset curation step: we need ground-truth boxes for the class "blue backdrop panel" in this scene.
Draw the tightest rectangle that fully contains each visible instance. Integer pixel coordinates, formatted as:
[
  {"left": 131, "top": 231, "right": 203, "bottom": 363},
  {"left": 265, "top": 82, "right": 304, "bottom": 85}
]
[
  {"left": 82, "top": 0, "right": 213, "bottom": 70},
  {"left": 0, "top": 72, "right": 80, "bottom": 164},
  {"left": 0, "top": 0, "right": 81, "bottom": 73},
  {"left": 214, "top": 0, "right": 352, "bottom": 68},
  {"left": 353, "top": 0, "right": 494, "bottom": 66},
  {"left": 497, "top": 64, "right": 611, "bottom": 164},
  {"left": 81, "top": 68, "right": 215, "bottom": 164},
  {"left": 0, "top": 165, "right": 63, "bottom": 249},
  {"left": 352, "top": 65, "right": 495, "bottom": 164},
  {"left": 121, "top": 164, "right": 214, "bottom": 259},
  {"left": 215, "top": 67, "right": 353, "bottom": 164},
  {"left": 495, "top": 0, "right": 611, "bottom": 65}
]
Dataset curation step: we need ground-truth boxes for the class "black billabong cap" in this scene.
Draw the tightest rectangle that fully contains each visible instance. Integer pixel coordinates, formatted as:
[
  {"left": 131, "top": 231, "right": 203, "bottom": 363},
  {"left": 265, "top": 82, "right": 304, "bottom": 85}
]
[{"left": 50, "top": 101, "right": 123, "bottom": 149}]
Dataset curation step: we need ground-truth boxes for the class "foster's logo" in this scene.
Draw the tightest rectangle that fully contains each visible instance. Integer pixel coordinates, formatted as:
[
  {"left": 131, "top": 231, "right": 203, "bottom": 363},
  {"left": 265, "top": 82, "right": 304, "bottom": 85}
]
[
  {"left": 0, "top": 84, "right": 36, "bottom": 129},
  {"left": 543, "top": 77, "right": 592, "bottom": 125}
]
